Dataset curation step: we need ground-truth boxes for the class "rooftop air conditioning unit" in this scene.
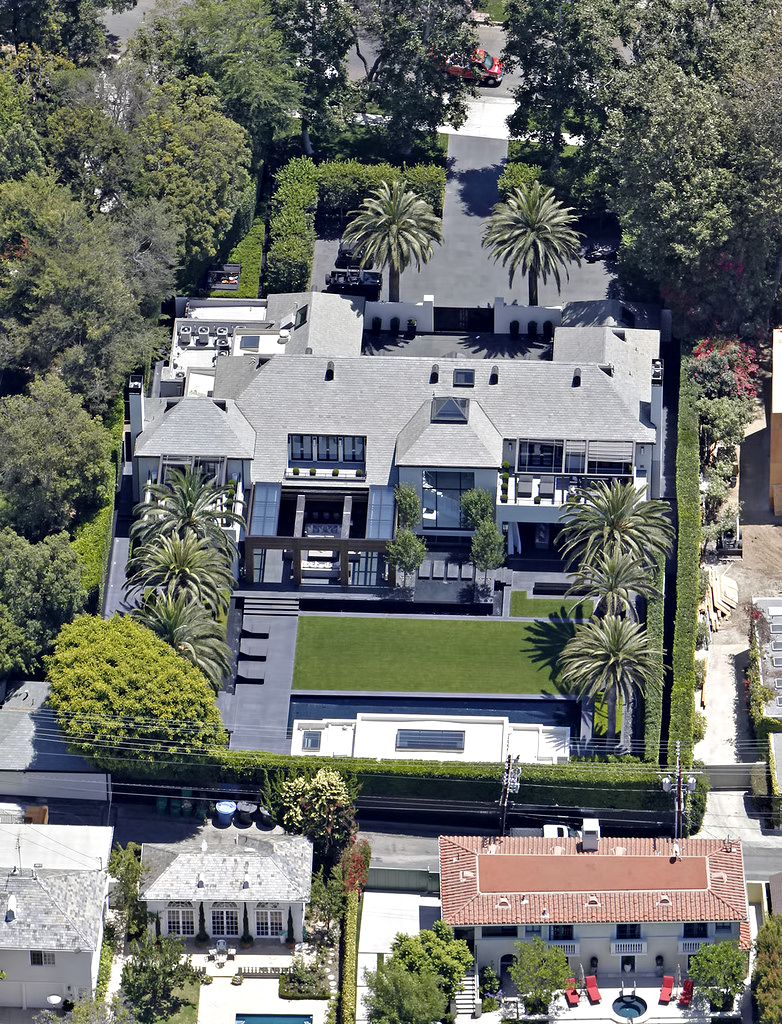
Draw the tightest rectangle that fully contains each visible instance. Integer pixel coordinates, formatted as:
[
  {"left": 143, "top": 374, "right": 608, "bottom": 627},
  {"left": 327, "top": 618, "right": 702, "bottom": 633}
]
[
  {"left": 216, "top": 326, "right": 229, "bottom": 336},
  {"left": 179, "top": 325, "right": 192, "bottom": 334},
  {"left": 198, "top": 326, "right": 210, "bottom": 335}
]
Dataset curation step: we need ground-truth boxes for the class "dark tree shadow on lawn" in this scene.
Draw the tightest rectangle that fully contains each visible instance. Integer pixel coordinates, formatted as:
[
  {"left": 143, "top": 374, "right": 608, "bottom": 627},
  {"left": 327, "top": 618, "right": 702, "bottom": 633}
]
[{"left": 519, "top": 613, "right": 577, "bottom": 695}]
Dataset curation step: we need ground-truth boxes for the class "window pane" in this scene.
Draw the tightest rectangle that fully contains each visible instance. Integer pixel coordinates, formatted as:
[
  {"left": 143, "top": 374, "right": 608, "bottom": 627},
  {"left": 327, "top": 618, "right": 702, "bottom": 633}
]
[
  {"left": 270, "top": 911, "right": 283, "bottom": 936},
  {"left": 256, "top": 912, "right": 269, "bottom": 937},
  {"left": 344, "top": 436, "right": 365, "bottom": 462},
  {"left": 212, "top": 911, "right": 225, "bottom": 935},
  {"left": 396, "top": 729, "right": 465, "bottom": 751},
  {"left": 421, "top": 470, "right": 474, "bottom": 529},
  {"left": 291, "top": 435, "right": 313, "bottom": 461},
  {"left": 181, "top": 910, "right": 194, "bottom": 935},
  {"left": 302, "top": 731, "right": 321, "bottom": 750},
  {"left": 225, "top": 910, "right": 239, "bottom": 935},
  {"left": 318, "top": 435, "right": 339, "bottom": 461}
]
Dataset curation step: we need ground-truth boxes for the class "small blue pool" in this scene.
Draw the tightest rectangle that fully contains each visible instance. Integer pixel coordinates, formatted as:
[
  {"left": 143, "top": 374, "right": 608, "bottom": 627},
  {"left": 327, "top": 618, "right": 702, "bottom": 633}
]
[
  {"left": 612, "top": 995, "right": 647, "bottom": 1020},
  {"left": 237, "top": 1016, "right": 312, "bottom": 1024}
]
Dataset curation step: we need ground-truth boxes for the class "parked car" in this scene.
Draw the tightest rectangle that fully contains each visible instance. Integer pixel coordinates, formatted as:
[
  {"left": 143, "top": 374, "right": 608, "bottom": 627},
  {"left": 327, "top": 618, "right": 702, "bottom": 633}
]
[
  {"left": 436, "top": 48, "right": 504, "bottom": 85},
  {"left": 335, "top": 239, "right": 374, "bottom": 270},
  {"left": 325, "top": 268, "right": 383, "bottom": 297},
  {"left": 583, "top": 244, "right": 618, "bottom": 263}
]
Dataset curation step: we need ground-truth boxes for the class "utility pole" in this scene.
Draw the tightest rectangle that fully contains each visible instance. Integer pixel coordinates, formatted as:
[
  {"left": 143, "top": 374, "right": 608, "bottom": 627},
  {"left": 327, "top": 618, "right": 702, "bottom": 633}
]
[
  {"left": 661, "top": 741, "right": 697, "bottom": 839},
  {"left": 499, "top": 755, "right": 522, "bottom": 835}
]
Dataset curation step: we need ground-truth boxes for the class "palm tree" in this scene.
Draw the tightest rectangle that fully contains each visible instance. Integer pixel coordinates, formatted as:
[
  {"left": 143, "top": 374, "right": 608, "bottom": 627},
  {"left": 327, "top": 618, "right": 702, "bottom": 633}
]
[
  {"left": 131, "top": 466, "right": 244, "bottom": 558},
  {"left": 125, "top": 531, "right": 234, "bottom": 614},
  {"left": 557, "top": 480, "right": 675, "bottom": 569},
  {"left": 481, "top": 181, "right": 583, "bottom": 305},
  {"left": 567, "top": 551, "right": 661, "bottom": 619},
  {"left": 342, "top": 180, "right": 442, "bottom": 302},
  {"left": 131, "top": 593, "right": 232, "bottom": 691},
  {"left": 559, "top": 615, "right": 661, "bottom": 740}
]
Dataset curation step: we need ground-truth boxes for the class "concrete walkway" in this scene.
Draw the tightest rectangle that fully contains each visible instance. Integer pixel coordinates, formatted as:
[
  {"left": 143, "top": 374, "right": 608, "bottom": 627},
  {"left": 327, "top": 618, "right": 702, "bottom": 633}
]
[{"left": 694, "top": 642, "right": 752, "bottom": 764}]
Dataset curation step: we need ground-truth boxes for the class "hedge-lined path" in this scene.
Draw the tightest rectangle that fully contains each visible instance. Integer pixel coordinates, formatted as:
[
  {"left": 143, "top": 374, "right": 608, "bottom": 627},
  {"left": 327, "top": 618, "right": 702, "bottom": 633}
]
[
  {"left": 399, "top": 134, "right": 508, "bottom": 305},
  {"left": 694, "top": 641, "right": 750, "bottom": 764}
]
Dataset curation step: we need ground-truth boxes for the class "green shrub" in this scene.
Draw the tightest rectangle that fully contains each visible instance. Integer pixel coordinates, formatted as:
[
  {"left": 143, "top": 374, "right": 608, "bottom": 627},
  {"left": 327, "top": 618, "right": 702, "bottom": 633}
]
[
  {"left": 643, "top": 551, "right": 666, "bottom": 762},
  {"left": 265, "top": 157, "right": 319, "bottom": 295},
  {"left": 265, "top": 236, "right": 314, "bottom": 293},
  {"left": 211, "top": 214, "right": 265, "bottom": 299},
  {"left": 668, "top": 371, "right": 700, "bottom": 767},
  {"left": 403, "top": 164, "right": 446, "bottom": 215},
  {"left": 280, "top": 956, "right": 331, "bottom": 999},
  {"left": 746, "top": 618, "right": 782, "bottom": 742},
  {"left": 95, "top": 920, "right": 115, "bottom": 1000},
  {"left": 317, "top": 160, "right": 397, "bottom": 215},
  {"left": 498, "top": 162, "right": 543, "bottom": 200},
  {"left": 340, "top": 890, "right": 359, "bottom": 1024}
]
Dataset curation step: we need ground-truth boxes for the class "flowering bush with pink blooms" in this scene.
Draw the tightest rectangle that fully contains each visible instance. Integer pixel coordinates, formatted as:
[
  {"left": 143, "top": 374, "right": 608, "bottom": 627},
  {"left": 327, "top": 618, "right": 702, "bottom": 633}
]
[{"left": 691, "top": 337, "right": 758, "bottom": 400}]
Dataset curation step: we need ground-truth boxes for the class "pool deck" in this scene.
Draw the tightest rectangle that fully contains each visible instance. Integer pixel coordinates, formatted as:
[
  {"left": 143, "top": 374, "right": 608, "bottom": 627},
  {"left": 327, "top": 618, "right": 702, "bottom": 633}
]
[
  {"left": 196, "top": 975, "right": 331, "bottom": 1024},
  {"left": 537, "top": 983, "right": 712, "bottom": 1023}
]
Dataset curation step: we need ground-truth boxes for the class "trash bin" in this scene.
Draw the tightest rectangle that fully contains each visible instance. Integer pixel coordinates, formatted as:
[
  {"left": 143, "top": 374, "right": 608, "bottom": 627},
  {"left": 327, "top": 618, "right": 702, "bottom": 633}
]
[
  {"left": 235, "top": 801, "right": 257, "bottom": 826},
  {"left": 156, "top": 797, "right": 168, "bottom": 815},
  {"left": 216, "top": 800, "right": 236, "bottom": 827}
]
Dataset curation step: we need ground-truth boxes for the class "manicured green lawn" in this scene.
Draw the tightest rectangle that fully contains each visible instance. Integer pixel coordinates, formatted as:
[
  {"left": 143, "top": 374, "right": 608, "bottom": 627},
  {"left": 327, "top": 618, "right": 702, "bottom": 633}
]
[
  {"left": 293, "top": 616, "right": 567, "bottom": 694},
  {"left": 510, "top": 590, "right": 593, "bottom": 620},
  {"left": 163, "top": 981, "right": 200, "bottom": 1024}
]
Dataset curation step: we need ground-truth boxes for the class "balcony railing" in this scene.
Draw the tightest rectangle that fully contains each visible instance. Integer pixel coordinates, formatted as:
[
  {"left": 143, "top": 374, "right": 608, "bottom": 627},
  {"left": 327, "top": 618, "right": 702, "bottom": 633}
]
[
  {"left": 497, "top": 473, "right": 634, "bottom": 508},
  {"left": 678, "top": 939, "right": 708, "bottom": 954},
  {"left": 548, "top": 941, "right": 580, "bottom": 955},
  {"left": 284, "top": 467, "right": 366, "bottom": 481},
  {"left": 611, "top": 941, "right": 647, "bottom": 955}
]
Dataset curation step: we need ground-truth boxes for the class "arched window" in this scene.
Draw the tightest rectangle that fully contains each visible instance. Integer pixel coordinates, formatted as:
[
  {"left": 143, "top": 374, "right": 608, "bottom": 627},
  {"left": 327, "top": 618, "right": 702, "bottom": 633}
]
[
  {"left": 212, "top": 901, "right": 239, "bottom": 936},
  {"left": 256, "top": 903, "right": 284, "bottom": 938},
  {"left": 167, "top": 901, "right": 194, "bottom": 937},
  {"left": 500, "top": 954, "right": 514, "bottom": 981},
  {"left": 325, "top": 361, "right": 335, "bottom": 382}
]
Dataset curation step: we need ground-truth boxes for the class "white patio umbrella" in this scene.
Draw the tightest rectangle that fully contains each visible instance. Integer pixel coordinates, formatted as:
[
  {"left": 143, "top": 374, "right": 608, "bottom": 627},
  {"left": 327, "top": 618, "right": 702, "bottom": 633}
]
[
  {"left": 578, "top": 963, "right": 585, "bottom": 989},
  {"left": 675, "top": 963, "right": 682, "bottom": 990}
]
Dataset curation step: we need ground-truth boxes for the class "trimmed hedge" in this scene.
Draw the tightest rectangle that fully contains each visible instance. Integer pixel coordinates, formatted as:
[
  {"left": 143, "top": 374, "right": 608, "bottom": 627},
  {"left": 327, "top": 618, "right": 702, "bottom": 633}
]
[
  {"left": 644, "top": 551, "right": 666, "bottom": 762},
  {"left": 70, "top": 396, "right": 125, "bottom": 612},
  {"left": 668, "top": 370, "right": 700, "bottom": 767},
  {"left": 317, "top": 160, "right": 398, "bottom": 217},
  {"left": 340, "top": 890, "right": 359, "bottom": 1024},
  {"left": 746, "top": 620, "right": 782, "bottom": 739},
  {"left": 211, "top": 214, "right": 265, "bottom": 299},
  {"left": 95, "top": 920, "right": 115, "bottom": 1000},
  {"left": 402, "top": 164, "right": 446, "bottom": 217},
  {"left": 498, "top": 161, "right": 543, "bottom": 201},
  {"left": 264, "top": 157, "right": 319, "bottom": 294}
]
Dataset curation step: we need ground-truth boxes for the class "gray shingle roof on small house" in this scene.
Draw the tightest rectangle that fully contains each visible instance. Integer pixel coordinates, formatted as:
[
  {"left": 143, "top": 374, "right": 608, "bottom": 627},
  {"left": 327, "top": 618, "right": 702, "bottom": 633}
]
[
  {"left": 140, "top": 833, "right": 312, "bottom": 904},
  {"left": 0, "top": 870, "right": 106, "bottom": 952},
  {"left": 135, "top": 396, "right": 255, "bottom": 459},
  {"left": 396, "top": 398, "right": 503, "bottom": 467}
]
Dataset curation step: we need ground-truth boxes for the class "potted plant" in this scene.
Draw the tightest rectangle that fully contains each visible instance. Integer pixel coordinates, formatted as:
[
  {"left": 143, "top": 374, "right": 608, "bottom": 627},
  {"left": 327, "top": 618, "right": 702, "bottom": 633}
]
[
  {"left": 309, "top": 467, "right": 317, "bottom": 476},
  {"left": 372, "top": 316, "right": 382, "bottom": 334},
  {"left": 292, "top": 466, "right": 300, "bottom": 476},
  {"left": 534, "top": 495, "right": 542, "bottom": 505},
  {"left": 332, "top": 468, "right": 339, "bottom": 477},
  {"left": 356, "top": 468, "right": 364, "bottom": 478},
  {"left": 509, "top": 320, "right": 519, "bottom": 337},
  {"left": 231, "top": 973, "right": 243, "bottom": 986},
  {"left": 390, "top": 316, "right": 400, "bottom": 336},
  {"left": 406, "top": 318, "right": 417, "bottom": 338}
]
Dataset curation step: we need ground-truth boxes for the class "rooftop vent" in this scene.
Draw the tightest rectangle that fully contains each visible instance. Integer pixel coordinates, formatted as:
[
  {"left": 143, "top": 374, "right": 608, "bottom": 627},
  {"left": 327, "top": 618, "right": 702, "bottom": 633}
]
[
  {"left": 197, "top": 873, "right": 204, "bottom": 888},
  {"left": 430, "top": 364, "right": 439, "bottom": 384},
  {"left": 553, "top": 846, "right": 565, "bottom": 855},
  {"left": 278, "top": 329, "right": 290, "bottom": 345},
  {"left": 198, "top": 326, "right": 210, "bottom": 335},
  {"left": 460, "top": 870, "right": 475, "bottom": 882},
  {"left": 572, "top": 367, "right": 581, "bottom": 388},
  {"left": 179, "top": 325, "right": 192, "bottom": 335},
  {"left": 586, "top": 894, "right": 600, "bottom": 907},
  {"left": 713, "top": 871, "right": 727, "bottom": 883},
  {"left": 658, "top": 893, "right": 671, "bottom": 905},
  {"left": 489, "top": 365, "right": 499, "bottom": 386},
  {"left": 613, "top": 847, "right": 627, "bottom": 856},
  {"left": 216, "top": 326, "right": 229, "bottom": 336},
  {"left": 540, "top": 908, "right": 549, "bottom": 919},
  {"left": 495, "top": 896, "right": 511, "bottom": 909},
  {"left": 325, "top": 361, "right": 334, "bottom": 382},
  {"left": 6, "top": 895, "right": 16, "bottom": 922}
]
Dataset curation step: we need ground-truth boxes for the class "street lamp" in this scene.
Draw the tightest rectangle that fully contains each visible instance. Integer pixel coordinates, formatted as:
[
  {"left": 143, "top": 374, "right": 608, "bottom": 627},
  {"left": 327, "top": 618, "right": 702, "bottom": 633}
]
[{"left": 661, "top": 741, "right": 698, "bottom": 840}]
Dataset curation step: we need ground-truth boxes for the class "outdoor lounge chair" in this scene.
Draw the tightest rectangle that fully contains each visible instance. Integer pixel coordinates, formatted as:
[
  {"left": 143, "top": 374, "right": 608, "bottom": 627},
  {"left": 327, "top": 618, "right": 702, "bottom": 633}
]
[
  {"left": 565, "top": 980, "right": 580, "bottom": 1007},
  {"left": 585, "top": 975, "right": 601, "bottom": 1004},
  {"left": 538, "top": 478, "right": 556, "bottom": 500},
  {"left": 678, "top": 980, "right": 693, "bottom": 1007},
  {"left": 517, "top": 475, "right": 534, "bottom": 498},
  {"left": 659, "top": 976, "right": 674, "bottom": 1004}
]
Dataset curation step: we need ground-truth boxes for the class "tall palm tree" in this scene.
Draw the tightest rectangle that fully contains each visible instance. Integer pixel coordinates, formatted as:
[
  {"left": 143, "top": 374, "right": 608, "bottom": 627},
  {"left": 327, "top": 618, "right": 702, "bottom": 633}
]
[
  {"left": 557, "top": 480, "right": 675, "bottom": 569},
  {"left": 481, "top": 181, "right": 583, "bottom": 305},
  {"left": 342, "top": 180, "right": 442, "bottom": 302},
  {"left": 559, "top": 616, "right": 661, "bottom": 740},
  {"left": 567, "top": 551, "right": 661, "bottom": 619},
  {"left": 131, "top": 593, "right": 232, "bottom": 691},
  {"left": 131, "top": 466, "right": 244, "bottom": 558},
  {"left": 125, "top": 531, "right": 234, "bottom": 614}
]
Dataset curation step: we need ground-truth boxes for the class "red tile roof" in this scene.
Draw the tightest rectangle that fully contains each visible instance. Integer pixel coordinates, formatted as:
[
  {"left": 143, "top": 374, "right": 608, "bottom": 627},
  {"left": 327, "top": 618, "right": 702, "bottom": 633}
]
[{"left": 439, "top": 835, "right": 748, "bottom": 930}]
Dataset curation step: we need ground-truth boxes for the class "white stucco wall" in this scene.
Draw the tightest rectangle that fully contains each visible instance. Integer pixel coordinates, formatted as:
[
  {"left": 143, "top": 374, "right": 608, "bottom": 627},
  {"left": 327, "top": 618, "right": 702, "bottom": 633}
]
[{"left": 0, "top": 949, "right": 95, "bottom": 1008}]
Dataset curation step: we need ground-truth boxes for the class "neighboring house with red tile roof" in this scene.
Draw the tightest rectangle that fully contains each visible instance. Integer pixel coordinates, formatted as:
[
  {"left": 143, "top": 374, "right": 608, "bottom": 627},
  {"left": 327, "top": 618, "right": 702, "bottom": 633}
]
[{"left": 439, "top": 835, "right": 749, "bottom": 984}]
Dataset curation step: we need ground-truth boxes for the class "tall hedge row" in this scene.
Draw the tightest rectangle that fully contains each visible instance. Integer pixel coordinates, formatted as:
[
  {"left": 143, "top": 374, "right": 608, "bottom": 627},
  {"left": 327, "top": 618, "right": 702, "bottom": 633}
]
[
  {"left": 668, "top": 371, "right": 700, "bottom": 767},
  {"left": 340, "top": 890, "right": 359, "bottom": 1024},
  {"left": 265, "top": 157, "right": 319, "bottom": 293},
  {"left": 644, "top": 551, "right": 666, "bottom": 762}
]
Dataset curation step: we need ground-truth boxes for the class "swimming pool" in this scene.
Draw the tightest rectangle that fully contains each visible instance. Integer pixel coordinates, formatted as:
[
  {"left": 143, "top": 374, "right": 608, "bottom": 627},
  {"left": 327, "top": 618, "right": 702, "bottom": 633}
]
[{"left": 237, "top": 1015, "right": 313, "bottom": 1024}]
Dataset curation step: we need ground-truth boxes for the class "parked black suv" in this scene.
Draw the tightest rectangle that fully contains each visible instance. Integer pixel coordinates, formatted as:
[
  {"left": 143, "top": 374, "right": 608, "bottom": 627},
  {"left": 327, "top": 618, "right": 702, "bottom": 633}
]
[{"left": 335, "top": 239, "right": 374, "bottom": 270}]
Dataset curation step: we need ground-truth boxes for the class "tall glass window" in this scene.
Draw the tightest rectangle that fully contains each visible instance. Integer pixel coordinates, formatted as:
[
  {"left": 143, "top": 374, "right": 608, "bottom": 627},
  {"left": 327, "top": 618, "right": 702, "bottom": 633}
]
[
  {"left": 422, "top": 471, "right": 474, "bottom": 529},
  {"left": 290, "top": 435, "right": 313, "bottom": 461},
  {"left": 343, "top": 436, "right": 365, "bottom": 462},
  {"left": 518, "top": 441, "right": 564, "bottom": 473},
  {"left": 317, "top": 435, "right": 340, "bottom": 461},
  {"left": 212, "top": 905, "right": 239, "bottom": 936}
]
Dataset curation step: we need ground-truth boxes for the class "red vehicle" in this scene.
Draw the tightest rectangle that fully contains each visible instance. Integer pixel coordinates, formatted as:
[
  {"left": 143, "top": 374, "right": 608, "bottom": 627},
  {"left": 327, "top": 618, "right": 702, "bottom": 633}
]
[{"left": 437, "top": 48, "right": 504, "bottom": 85}]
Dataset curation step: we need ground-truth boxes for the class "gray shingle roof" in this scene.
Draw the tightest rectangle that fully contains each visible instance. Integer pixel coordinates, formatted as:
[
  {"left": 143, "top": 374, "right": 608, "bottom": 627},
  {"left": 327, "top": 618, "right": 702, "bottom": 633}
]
[
  {"left": 396, "top": 399, "right": 503, "bottom": 467},
  {"left": 140, "top": 833, "right": 312, "bottom": 904},
  {"left": 135, "top": 396, "right": 255, "bottom": 459},
  {"left": 221, "top": 356, "right": 655, "bottom": 486},
  {"left": 265, "top": 292, "right": 365, "bottom": 357},
  {"left": 0, "top": 870, "right": 106, "bottom": 952}
]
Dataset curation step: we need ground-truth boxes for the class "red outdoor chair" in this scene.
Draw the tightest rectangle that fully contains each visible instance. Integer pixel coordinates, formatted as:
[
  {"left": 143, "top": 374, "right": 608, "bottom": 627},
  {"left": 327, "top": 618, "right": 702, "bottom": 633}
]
[
  {"left": 660, "top": 975, "right": 674, "bottom": 1004},
  {"left": 565, "top": 980, "right": 580, "bottom": 1007},
  {"left": 586, "top": 975, "right": 601, "bottom": 1004},
  {"left": 678, "top": 979, "right": 694, "bottom": 1007}
]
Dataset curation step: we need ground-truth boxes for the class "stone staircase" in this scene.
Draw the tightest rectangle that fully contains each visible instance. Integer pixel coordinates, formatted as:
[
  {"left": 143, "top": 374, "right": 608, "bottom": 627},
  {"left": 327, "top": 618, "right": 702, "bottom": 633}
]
[
  {"left": 454, "top": 971, "right": 478, "bottom": 1019},
  {"left": 243, "top": 595, "right": 300, "bottom": 616}
]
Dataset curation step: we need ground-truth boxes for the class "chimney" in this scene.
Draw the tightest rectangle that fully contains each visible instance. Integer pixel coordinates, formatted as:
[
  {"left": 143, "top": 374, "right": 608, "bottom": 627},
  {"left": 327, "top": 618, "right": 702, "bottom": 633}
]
[{"left": 128, "top": 375, "right": 145, "bottom": 452}]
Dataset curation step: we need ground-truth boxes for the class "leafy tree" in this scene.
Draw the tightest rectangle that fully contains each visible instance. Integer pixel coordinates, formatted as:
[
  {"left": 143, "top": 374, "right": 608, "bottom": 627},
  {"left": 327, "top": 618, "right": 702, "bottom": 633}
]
[
  {"left": 386, "top": 529, "right": 427, "bottom": 580},
  {"left": 690, "top": 337, "right": 758, "bottom": 401},
  {"left": 45, "top": 614, "right": 227, "bottom": 773},
  {"left": 108, "top": 842, "right": 148, "bottom": 940},
  {"left": 125, "top": 532, "right": 235, "bottom": 615},
  {"left": 559, "top": 615, "right": 661, "bottom": 739},
  {"left": 753, "top": 913, "right": 782, "bottom": 1023},
  {"left": 0, "top": 66, "right": 45, "bottom": 182},
  {"left": 363, "top": 958, "right": 447, "bottom": 1024},
  {"left": 567, "top": 550, "right": 659, "bottom": 619},
  {"left": 136, "top": 76, "right": 252, "bottom": 270},
  {"left": 112, "top": 200, "right": 182, "bottom": 318},
  {"left": 308, "top": 866, "right": 346, "bottom": 931},
  {"left": 0, "top": 375, "right": 112, "bottom": 540},
  {"left": 276, "top": 767, "right": 357, "bottom": 866},
  {"left": 503, "top": 0, "right": 624, "bottom": 163},
  {"left": 394, "top": 483, "right": 422, "bottom": 530},
  {"left": 130, "top": 466, "right": 243, "bottom": 559},
  {"left": 507, "top": 937, "right": 570, "bottom": 1014},
  {"left": 0, "top": 528, "right": 83, "bottom": 680},
  {"left": 557, "top": 480, "right": 674, "bottom": 570},
  {"left": 0, "top": 0, "right": 134, "bottom": 62},
  {"left": 391, "top": 920, "right": 473, "bottom": 1001},
  {"left": 688, "top": 940, "right": 746, "bottom": 1011},
  {"left": 482, "top": 182, "right": 582, "bottom": 305},
  {"left": 343, "top": 181, "right": 441, "bottom": 301},
  {"left": 697, "top": 395, "right": 753, "bottom": 472},
  {"left": 352, "top": 0, "right": 477, "bottom": 144},
  {"left": 471, "top": 518, "right": 505, "bottom": 576},
  {"left": 460, "top": 488, "right": 495, "bottom": 529},
  {"left": 131, "top": 594, "right": 232, "bottom": 691},
  {"left": 35, "top": 994, "right": 138, "bottom": 1024},
  {"left": 121, "top": 934, "right": 198, "bottom": 1023},
  {"left": 0, "top": 175, "right": 158, "bottom": 411}
]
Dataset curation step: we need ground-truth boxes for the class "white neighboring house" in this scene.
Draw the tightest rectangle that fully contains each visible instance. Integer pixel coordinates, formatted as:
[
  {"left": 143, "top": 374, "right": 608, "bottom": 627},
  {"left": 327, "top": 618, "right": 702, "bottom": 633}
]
[
  {"left": 0, "top": 824, "right": 114, "bottom": 1009},
  {"left": 139, "top": 831, "right": 313, "bottom": 944},
  {"left": 290, "top": 713, "right": 570, "bottom": 764}
]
